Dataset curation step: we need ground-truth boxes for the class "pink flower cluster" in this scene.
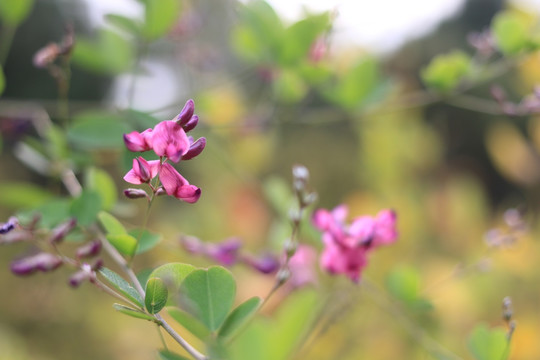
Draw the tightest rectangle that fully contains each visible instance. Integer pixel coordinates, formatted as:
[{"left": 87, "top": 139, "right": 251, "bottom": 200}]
[
  {"left": 312, "top": 205, "right": 398, "bottom": 282},
  {"left": 123, "top": 100, "right": 205, "bottom": 203}
]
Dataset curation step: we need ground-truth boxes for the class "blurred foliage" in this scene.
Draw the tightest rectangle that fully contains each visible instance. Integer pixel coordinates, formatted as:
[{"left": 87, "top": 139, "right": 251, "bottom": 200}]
[{"left": 1, "top": 0, "right": 540, "bottom": 359}]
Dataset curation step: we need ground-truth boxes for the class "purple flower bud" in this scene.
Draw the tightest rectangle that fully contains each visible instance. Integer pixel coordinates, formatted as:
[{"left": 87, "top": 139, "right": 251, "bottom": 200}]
[
  {"left": 33, "top": 43, "right": 60, "bottom": 68},
  {"left": 92, "top": 258, "right": 104, "bottom": 271},
  {"left": 11, "top": 253, "right": 63, "bottom": 276},
  {"left": 69, "top": 264, "right": 94, "bottom": 288},
  {"left": 182, "top": 115, "right": 199, "bottom": 132},
  {"left": 49, "top": 218, "right": 77, "bottom": 243},
  {"left": 180, "top": 236, "right": 205, "bottom": 254},
  {"left": 0, "top": 217, "right": 18, "bottom": 234},
  {"left": 155, "top": 187, "right": 167, "bottom": 196},
  {"left": 182, "top": 137, "right": 206, "bottom": 160},
  {"left": 124, "top": 188, "right": 149, "bottom": 199},
  {"left": 176, "top": 99, "right": 195, "bottom": 127},
  {"left": 0, "top": 230, "right": 31, "bottom": 244},
  {"left": 243, "top": 253, "right": 280, "bottom": 274},
  {"left": 76, "top": 240, "right": 102, "bottom": 259},
  {"left": 207, "top": 238, "right": 242, "bottom": 266}
]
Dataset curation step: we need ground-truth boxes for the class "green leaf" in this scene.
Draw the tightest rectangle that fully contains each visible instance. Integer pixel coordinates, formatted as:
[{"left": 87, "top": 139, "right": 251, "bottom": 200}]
[
  {"left": 0, "top": 182, "right": 52, "bottom": 209},
  {"left": 468, "top": 323, "right": 510, "bottom": 360},
  {"left": 273, "top": 69, "right": 308, "bottom": 103},
  {"left": 149, "top": 263, "right": 196, "bottom": 291},
  {"left": 86, "top": 167, "right": 117, "bottom": 211},
  {"left": 218, "top": 297, "right": 262, "bottom": 341},
  {"left": 141, "top": 0, "right": 181, "bottom": 40},
  {"left": 492, "top": 11, "right": 530, "bottom": 55},
  {"left": 0, "top": 65, "right": 5, "bottom": 96},
  {"left": 105, "top": 14, "right": 141, "bottom": 34},
  {"left": 98, "top": 211, "right": 127, "bottom": 235},
  {"left": 0, "top": 0, "right": 34, "bottom": 26},
  {"left": 113, "top": 303, "right": 156, "bottom": 322},
  {"left": 179, "top": 266, "right": 237, "bottom": 331},
  {"left": 145, "top": 278, "right": 168, "bottom": 314},
  {"left": 385, "top": 266, "right": 421, "bottom": 304},
  {"left": 168, "top": 307, "right": 211, "bottom": 341},
  {"left": 125, "top": 109, "right": 159, "bottom": 129},
  {"left": 107, "top": 233, "right": 138, "bottom": 256},
  {"left": 158, "top": 350, "right": 190, "bottom": 360},
  {"left": 70, "top": 190, "right": 102, "bottom": 226},
  {"left": 421, "top": 50, "right": 471, "bottom": 92},
  {"left": 45, "top": 124, "right": 68, "bottom": 160},
  {"left": 278, "top": 13, "right": 330, "bottom": 66},
  {"left": 100, "top": 267, "right": 143, "bottom": 306},
  {"left": 263, "top": 177, "right": 294, "bottom": 217},
  {"left": 137, "top": 268, "right": 153, "bottom": 288},
  {"left": 16, "top": 198, "right": 70, "bottom": 228},
  {"left": 68, "top": 111, "right": 131, "bottom": 150},
  {"left": 72, "top": 29, "right": 134, "bottom": 74},
  {"left": 129, "top": 229, "right": 161, "bottom": 254}
]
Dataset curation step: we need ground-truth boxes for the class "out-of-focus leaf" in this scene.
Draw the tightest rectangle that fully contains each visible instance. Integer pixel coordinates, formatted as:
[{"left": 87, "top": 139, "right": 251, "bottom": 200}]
[
  {"left": 0, "top": 0, "right": 34, "bottom": 26},
  {"left": 125, "top": 109, "right": 159, "bottom": 129},
  {"left": 0, "top": 65, "right": 5, "bottom": 95},
  {"left": 100, "top": 267, "right": 143, "bottom": 306},
  {"left": 68, "top": 111, "right": 131, "bottom": 150},
  {"left": 263, "top": 177, "right": 294, "bottom": 217},
  {"left": 179, "top": 266, "right": 236, "bottom": 331},
  {"left": 107, "top": 233, "right": 138, "bottom": 256},
  {"left": 323, "top": 57, "right": 381, "bottom": 109},
  {"left": 86, "top": 167, "right": 117, "bottom": 211},
  {"left": 158, "top": 350, "right": 190, "bottom": 360},
  {"left": 218, "top": 297, "right": 262, "bottom": 341},
  {"left": 16, "top": 198, "right": 70, "bottom": 228},
  {"left": 136, "top": 268, "right": 153, "bottom": 288},
  {"left": 231, "top": 25, "right": 266, "bottom": 63},
  {"left": 72, "top": 29, "right": 134, "bottom": 74},
  {"left": 273, "top": 69, "right": 308, "bottom": 103},
  {"left": 298, "top": 62, "right": 332, "bottom": 86},
  {"left": 468, "top": 323, "right": 509, "bottom": 360},
  {"left": 421, "top": 51, "right": 471, "bottom": 92},
  {"left": 145, "top": 277, "right": 168, "bottom": 314},
  {"left": 113, "top": 303, "right": 156, "bottom": 322},
  {"left": 230, "top": 290, "right": 319, "bottom": 360},
  {"left": 385, "top": 266, "right": 421, "bottom": 304},
  {"left": 168, "top": 307, "right": 211, "bottom": 341},
  {"left": 278, "top": 13, "right": 330, "bottom": 66},
  {"left": 129, "top": 229, "right": 161, "bottom": 254},
  {"left": 141, "top": 0, "right": 181, "bottom": 40},
  {"left": 492, "top": 11, "right": 530, "bottom": 55},
  {"left": 105, "top": 14, "right": 141, "bottom": 34},
  {"left": 0, "top": 182, "right": 52, "bottom": 209},
  {"left": 69, "top": 190, "right": 102, "bottom": 226},
  {"left": 45, "top": 124, "right": 68, "bottom": 160},
  {"left": 98, "top": 211, "right": 127, "bottom": 235}
]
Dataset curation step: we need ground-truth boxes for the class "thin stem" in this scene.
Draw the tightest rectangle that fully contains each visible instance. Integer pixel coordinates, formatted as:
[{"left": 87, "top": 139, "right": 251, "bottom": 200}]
[
  {"left": 157, "top": 324, "right": 169, "bottom": 352},
  {"left": 156, "top": 314, "right": 208, "bottom": 360},
  {"left": 128, "top": 193, "right": 154, "bottom": 267}
]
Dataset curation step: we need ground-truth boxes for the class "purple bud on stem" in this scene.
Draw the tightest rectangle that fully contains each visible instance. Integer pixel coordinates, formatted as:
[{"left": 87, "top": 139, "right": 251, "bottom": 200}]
[
  {"left": 11, "top": 253, "right": 63, "bottom": 276},
  {"left": 49, "top": 218, "right": 77, "bottom": 243}
]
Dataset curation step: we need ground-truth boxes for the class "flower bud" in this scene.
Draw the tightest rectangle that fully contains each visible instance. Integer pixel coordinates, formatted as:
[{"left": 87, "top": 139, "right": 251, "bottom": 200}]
[
  {"left": 292, "top": 164, "right": 309, "bottom": 183},
  {"left": 0, "top": 216, "right": 18, "bottom": 234},
  {"left": 69, "top": 263, "right": 94, "bottom": 288},
  {"left": 276, "top": 268, "right": 291, "bottom": 285},
  {"left": 124, "top": 188, "right": 149, "bottom": 199},
  {"left": 243, "top": 254, "right": 280, "bottom": 274},
  {"left": 33, "top": 43, "right": 60, "bottom": 68},
  {"left": 180, "top": 236, "right": 205, "bottom": 254},
  {"left": 76, "top": 240, "right": 102, "bottom": 259},
  {"left": 49, "top": 218, "right": 77, "bottom": 243},
  {"left": 207, "top": 238, "right": 242, "bottom": 266},
  {"left": 284, "top": 238, "right": 297, "bottom": 258},
  {"left": 182, "top": 115, "right": 199, "bottom": 132},
  {"left": 182, "top": 137, "right": 206, "bottom": 160},
  {"left": 177, "top": 99, "right": 195, "bottom": 126},
  {"left": 11, "top": 253, "right": 63, "bottom": 276}
]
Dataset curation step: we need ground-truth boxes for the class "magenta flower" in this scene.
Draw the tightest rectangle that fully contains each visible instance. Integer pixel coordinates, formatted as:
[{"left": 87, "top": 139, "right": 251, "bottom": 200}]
[
  {"left": 123, "top": 128, "right": 154, "bottom": 152},
  {"left": 312, "top": 205, "right": 398, "bottom": 282},
  {"left": 152, "top": 120, "right": 190, "bottom": 163},
  {"left": 124, "top": 157, "right": 160, "bottom": 184},
  {"left": 288, "top": 245, "right": 318, "bottom": 287},
  {"left": 159, "top": 163, "right": 201, "bottom": 203}
]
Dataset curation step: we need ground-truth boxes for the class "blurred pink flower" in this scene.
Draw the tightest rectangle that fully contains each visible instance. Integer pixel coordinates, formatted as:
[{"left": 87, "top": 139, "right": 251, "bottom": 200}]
[
  {"left": 288, "top": 245, "right": 318, "bottom": 287},
  {"left": 123, "top": 157, "right": 160, "bottom": 184},
  {"left": 123, "top": 128, "right": 154, "bottom": 152},
  {"left": 312, "top": 205, "right": 398, "bottom": 282},
  {"left": 159, "top": 163, "right": 201, "bottom": 203}
]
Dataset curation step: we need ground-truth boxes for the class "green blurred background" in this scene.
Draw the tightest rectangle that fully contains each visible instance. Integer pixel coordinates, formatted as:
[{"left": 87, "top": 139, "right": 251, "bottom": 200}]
[{"left": 1, "top": 0, "right": 540, "bottom": 359}]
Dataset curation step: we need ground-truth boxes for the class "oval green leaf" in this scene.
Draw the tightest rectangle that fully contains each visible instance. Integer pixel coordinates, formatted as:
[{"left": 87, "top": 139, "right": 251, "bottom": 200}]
[
  {"left": 86, "top": 168, "right": 117, "bottom": 211},
  {"left": 468, "top": 323, "right": 510, "bottom": 360},
  {"left": 98, "top": 211, "right": 127, "bottom": 235},
  {"left": 113, "top": 303, "right": 156, "bottom": 322},
  {"left": 100, "top": 268, "right": 143, "bottom": 307},
  {"left": 149, "top": 263, "right": 196, "bottom": 291},
  {"left": 70, "top": 190, "right": 102, "bottom": 226},
  {"left": 179, "top": 266, "right": 237, "bottom": 332},
  {"left": 107, "top": 233, "right": 138, "bottom": 256},
  {"left": 145, "top": 277, "right": 168, "bottom": 314},
  {"left": 67, "top": 111, "right": 131, "bottom": 149},
  {"left": 218, "top": 296, "right": 262, "bottom": 341}
]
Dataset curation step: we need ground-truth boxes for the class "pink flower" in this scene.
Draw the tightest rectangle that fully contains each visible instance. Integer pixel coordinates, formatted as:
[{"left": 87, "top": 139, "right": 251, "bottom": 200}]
[
  {"left": 312, "top": 205, "right": 398, "bottom": 282},
  {"left": 159, "top": 163, "right": 201, "bottom": 203},
  {"left": 152, "top": 120, "right": 190, "bottom": 163},
  {"left": 123, "top": 157, "right": 160, "bottom": 184},
  {"left": 123, "top": 128, "right": 154, "bottom": 152},
  {"left": 288, "top": 245, "right": 318, "bottom": 287}
]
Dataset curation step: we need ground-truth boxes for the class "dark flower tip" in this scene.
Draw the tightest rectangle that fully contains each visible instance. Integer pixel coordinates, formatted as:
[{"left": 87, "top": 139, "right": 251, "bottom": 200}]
[{"left": 0, "top": 217, "right": 18, "bottom": 234}]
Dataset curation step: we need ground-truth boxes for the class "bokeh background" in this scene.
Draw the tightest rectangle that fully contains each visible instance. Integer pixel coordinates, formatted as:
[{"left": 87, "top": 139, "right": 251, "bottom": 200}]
[{"left": 1, "top": 0, "right": 540, "bottom": 359}]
